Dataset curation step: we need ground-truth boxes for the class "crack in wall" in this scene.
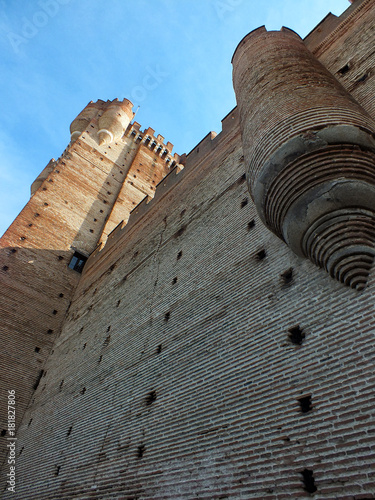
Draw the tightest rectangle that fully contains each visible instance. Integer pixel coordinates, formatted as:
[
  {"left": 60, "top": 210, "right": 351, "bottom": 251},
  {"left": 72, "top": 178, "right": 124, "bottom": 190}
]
[{"left": 149, "top": 216, "right": 168, "bottom": 326}]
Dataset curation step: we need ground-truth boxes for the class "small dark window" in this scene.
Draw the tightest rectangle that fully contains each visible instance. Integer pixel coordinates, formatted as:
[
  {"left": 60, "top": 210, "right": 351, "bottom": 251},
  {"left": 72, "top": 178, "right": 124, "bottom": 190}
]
[
  {"left": 68, "top": 252, "right": 88, "bottom": 273},
  {"left": 301, "top": 469, "right": 317, "bottom": 493},
  {"left": 298, "top": 395, "right": 312, "bottom": 413}
]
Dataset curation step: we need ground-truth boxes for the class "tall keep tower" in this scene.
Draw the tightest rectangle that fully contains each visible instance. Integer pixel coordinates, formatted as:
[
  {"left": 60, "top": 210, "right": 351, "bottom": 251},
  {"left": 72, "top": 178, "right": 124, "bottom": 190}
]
[{"left": 0, "top": 98, "right": 183, "bottom": 464}]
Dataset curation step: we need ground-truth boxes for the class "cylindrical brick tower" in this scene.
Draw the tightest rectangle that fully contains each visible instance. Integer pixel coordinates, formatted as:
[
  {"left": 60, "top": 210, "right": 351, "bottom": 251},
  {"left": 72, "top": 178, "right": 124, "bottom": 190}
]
[
  {"left": 70, "top": 100, "right": 104, "bottom": 141},
  {"left": 98, "top": 98, "right": 134, "bottom": 145},
  {"left": 232, "top": 26, "right": 375, "bottom": 290}
]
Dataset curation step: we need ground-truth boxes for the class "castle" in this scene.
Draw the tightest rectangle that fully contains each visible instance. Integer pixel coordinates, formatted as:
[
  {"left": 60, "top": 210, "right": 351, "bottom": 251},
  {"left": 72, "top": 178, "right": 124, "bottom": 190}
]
[{"left": 1, "top": 0, "right": 375, "bottom": 498}]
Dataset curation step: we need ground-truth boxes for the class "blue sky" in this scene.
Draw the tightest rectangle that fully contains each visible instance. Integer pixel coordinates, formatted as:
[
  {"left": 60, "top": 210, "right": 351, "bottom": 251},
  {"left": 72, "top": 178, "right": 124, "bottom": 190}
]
[{"left": 0, "top": 0, "right": 350, "bottom": 236}]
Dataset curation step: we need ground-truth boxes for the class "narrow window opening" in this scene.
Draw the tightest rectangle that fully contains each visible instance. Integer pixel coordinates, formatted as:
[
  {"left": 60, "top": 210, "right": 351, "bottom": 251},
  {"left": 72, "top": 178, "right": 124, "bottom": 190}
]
[
  {"left": 67, "top": 427, "right": 72, "bottom": 437},
  {"left": 35, "top": 347, "right": 40, "bottom": 353},
  {"left": 145, "top": 390, "right": 157, "bottom": 406},
  {"left": 172, "top": 277, "right": 178, "bottom": 285},
  {"left": 54, "top": 465, "right": 61, "bottom": 477},
  {"left": 164, "top": 312, "right": 170, "bottom": 322},
  {"left": 137, "top": 444, "right": 145, "bottom": 459},
  {"left": 52, "top": 310, "right": 58, "bottom": 315},
  {"left": 116, "top": 300, "right": 121, "bottom": 307},
  {"left": 247, "top": 220, "right": 255, "bottom": 231},
  {"left": 80, "top": 387, "right": 86, "bottom": 395},
  {"left": 301, "top": 469, "right": 317, "bottom": 493},
  {"left": 174, "top": 226, "right": 186, "bottom": 238},
  {"left": 1, "top": 429, "right": 6, "bottom": 437},
  {"left": 47, "top": 329, "right": 53, "bottom": 334},
  {"left": 298, "top": 395, "right": 312, "bottom": 414},
  {"left": 59, "top": 380, "right": 64, "bottom": 391},
  {"left": 103, "top": 335, "right": 111, "bottom": 347},
  {"left": 357, "top": 73, "right": 368, "bottom": 83},
  {"left": 288, "top": 326, "right": 305, "bottom": 346},
  {"left": 338, "top": 63, "right": 350, "bottom": 75},
  {"left": 256, "top": 249, "right": 267, "bottom": 260},
  {"left": 177, "top": 250, "right": 183, "bottom": 260},
  {"left": 2, "top": 266, "right": 9, "bottom": 271},
  {"left": 28, "top": 418, "right": 33, "bottom": 427},
  {"left": 241, "top": 198, "right": 248, "bottom": 208},
  {"left": 281, "top": 268, "right": 294, "bottom": 286},
  {"left": 68, "top": 251, "right": 88, "bottom": 273},
  {"left": 156, "top": 344, "right": 162, "bottom": 354},
  {"left": 98, "top": 355, "right": 103, "bottom": 363},
  {"left": 82, "top": 343, "right": 86, "bottom": 350}
]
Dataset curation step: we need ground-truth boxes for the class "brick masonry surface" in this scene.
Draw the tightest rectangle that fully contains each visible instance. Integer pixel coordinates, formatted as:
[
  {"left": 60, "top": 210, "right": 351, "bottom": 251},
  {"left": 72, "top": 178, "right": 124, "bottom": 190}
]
[{"left": 1, "top": 0, "right": 375, "bottom": 498}]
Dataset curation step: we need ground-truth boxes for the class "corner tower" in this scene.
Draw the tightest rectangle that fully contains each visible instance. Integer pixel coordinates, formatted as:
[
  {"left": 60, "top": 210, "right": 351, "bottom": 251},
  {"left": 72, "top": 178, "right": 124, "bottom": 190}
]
[{"left": 232, "top": 26, "right": 375, "bottom": 290}]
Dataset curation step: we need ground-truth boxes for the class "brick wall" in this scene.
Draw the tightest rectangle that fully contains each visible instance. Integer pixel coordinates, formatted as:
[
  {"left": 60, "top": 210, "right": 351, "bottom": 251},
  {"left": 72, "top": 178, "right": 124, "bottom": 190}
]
[
  {"left": 0, "top": 102, "right": 179, "bottom": 468},
  {"left": 1, "top": 1, "right": 375, "bottom": 498}
]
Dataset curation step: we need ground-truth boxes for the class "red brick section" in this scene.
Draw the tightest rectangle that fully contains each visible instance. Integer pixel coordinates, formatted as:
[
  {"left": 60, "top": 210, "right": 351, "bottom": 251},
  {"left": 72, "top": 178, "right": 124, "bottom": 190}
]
[
  {"left": 0, "top": 101, "right": 177, "bottom": 467},
  {"left": 1, "top": 2, "right": 375, "bottom": 499}
]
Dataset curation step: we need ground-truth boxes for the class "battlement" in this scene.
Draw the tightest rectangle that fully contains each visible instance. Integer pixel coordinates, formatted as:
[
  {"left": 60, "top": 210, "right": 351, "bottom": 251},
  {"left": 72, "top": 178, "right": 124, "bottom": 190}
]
[
  {"left": 304, "top": 0, "right": 370, "bottom": 53},
  {"left": 84, "top": 106, "right": 240, "bottom": 272},
  {"left": 126, "top": 122, "right": 182, "bottom": 168}
]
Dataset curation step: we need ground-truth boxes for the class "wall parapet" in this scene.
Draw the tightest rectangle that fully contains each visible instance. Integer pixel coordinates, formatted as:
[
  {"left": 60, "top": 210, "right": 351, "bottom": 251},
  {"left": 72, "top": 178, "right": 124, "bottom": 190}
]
[{"left": 84, "top": 106, "right": 240, "bottom": 273}]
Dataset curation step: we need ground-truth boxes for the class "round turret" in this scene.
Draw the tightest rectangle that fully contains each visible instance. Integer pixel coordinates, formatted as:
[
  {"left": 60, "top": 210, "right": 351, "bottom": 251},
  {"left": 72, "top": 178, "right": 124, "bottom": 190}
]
[
  {"left": 232, "top": 26, "right": 375, "bottom": 290},
  {"left": 70, "top": 101, "right": 103, "bottom": 141},
  {"left": 98, "top": 98, "right": 134, "bottom": 145}
]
